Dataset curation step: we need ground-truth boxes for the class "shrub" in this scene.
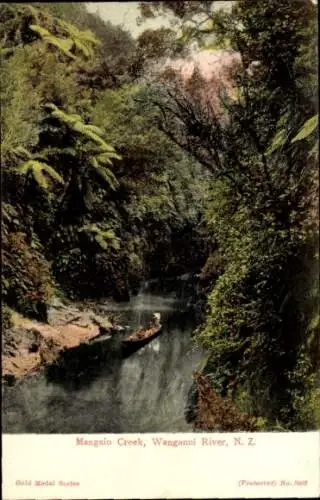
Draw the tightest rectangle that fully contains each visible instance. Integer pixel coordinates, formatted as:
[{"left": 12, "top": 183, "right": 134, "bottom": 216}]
[{"left": 2, "top": 232, "right": 54, "bottom": 319}]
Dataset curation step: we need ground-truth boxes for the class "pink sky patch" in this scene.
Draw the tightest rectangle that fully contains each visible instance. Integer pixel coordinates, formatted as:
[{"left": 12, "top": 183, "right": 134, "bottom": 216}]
[{"left": 162, "top": 49, "right": 241, "bottom": 115}]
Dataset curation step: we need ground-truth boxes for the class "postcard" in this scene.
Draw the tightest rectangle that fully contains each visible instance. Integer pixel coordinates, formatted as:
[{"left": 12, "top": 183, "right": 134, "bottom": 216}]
[{"left": 2, "top": 1, "right": 319, "bottom": 498}]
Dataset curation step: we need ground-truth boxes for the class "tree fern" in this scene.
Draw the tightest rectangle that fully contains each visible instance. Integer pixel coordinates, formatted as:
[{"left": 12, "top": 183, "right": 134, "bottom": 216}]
[
  {"left": 79, "top": 224, "right": 120, "bottom": 250},
  {"left": 29, "top": 15, "right": 100, "bottom": 62},
  {"left": 57, "top": 19, "right": 101, "bottom": 59},
  {"left": 45, "top": 105, "right": 82, "bottom": 125},
  {"left": 45, "top": 103, "right": 121, "bottom": 190},
  {"left": 46, "top": 104, "right": 119, "bottom": 153},
  {"left": 6, "top": 146, "right": 64, "bottom": 192},
  {"left": 29, "top": 25, "right": 76, "bottom": 60}
]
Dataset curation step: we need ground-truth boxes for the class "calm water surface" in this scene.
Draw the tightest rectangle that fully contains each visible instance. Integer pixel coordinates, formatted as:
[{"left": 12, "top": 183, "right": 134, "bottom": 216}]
[{"left": 2, "top": 279, "right": 204, "bottom": 433}]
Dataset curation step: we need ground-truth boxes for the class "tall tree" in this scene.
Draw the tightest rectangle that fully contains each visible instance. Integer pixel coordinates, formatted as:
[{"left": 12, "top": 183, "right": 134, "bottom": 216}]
[{"left": 145, "top": 0, "right": 318, "bottom": 428}]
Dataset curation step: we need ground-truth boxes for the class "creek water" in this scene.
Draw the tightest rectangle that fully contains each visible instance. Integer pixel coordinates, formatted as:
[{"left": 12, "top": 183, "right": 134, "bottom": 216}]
[{"left": 2, "top": 277, "right": 204, "bottom": 433}]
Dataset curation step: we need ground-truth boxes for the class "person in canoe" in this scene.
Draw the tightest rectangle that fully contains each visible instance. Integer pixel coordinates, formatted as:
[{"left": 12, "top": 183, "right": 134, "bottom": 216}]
[
  {"left": 124, "top": 313, "right": 162, "bottom": 343},
  {"left": 135, "top": 313, "right": 161, "bottom": 339},
  {"left": 150, "top": 312, "right": 161, "bottom": 327}
]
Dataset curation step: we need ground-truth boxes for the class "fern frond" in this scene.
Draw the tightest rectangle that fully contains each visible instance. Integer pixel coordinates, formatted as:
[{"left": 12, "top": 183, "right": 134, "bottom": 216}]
[
  {"left": 42, "top": 164, "right": 65, "bottom": 184},
  {"left": 57, "top": 19, "right": 101, "bottom": 59},
  {"left": 79, "top": 223, "right": 99, "bottom": 233},
  {"left": 89, "top": 157, "right": 118, "bottom": 190},
  {"left": 38, "top": 146, "right": 78, "bottom": 158},
  {"left": 100, "top": 150, "right": 122, "bottom": 160},
  {"left": 94, "top": 166, "right": 118, "bottom": 190},
  {"left": 42, "top": 104, "right": 120, "bottom": 191},
  {"left": 101, "top": 230, "right": 118, "bottom": 239},
  {"left": 45, "top": 105, "right": 120, "bottom": 156},
  {"left": 49, "top": 108, "right": 83, "bottom": 125},
  {"left": 94, "top": 233, "right": 108, "bottom": 250},
  {"left": 58, "top": 20, "right": 101, "bottom": 45},
  {"left": 96, "top": 153, "right": 114, "bottom": 165},
  {"left": 47, "top": 107, "right": 106, "bottom": 146},
  {"left": 50, "top": 107, "right": 77, "bottom": 124},
  {"left": 71, "top": 121, "right": 106, "bottom": 145},
  {"left": 17, "top": 160, "right": 64, "bottom": 189},
  {"left": 265, "top": 128, "right": 287, "bottom": 156},
  {"left": 33, "top": 167, "right": 50, "bottom": 189},
  {"left": 11, "top": 146, "right": 32, "bottom": 160},
  {"left": 67, "top": 113, "right": 84, "bottom": 123},
  {"left": 79, "top": 224, "right": 120, "bottom": 251},
  {"left": 26, "top": 4, "right": 40, "bottom": 22},
  {"left": 73, "top": 39, "right": 93, "bottom": 58},
  {"left": 29, "top": 25, "right": 76, "bottom": 60},
  {"left": 92, "top": 143, "right": 119, "bottom": 154},
  {"left": 89, "top": 156, "right": 99, "bottom": 169},
  {"left": 94, "top": 232, "right": 120, "bottom": 250},
  {"left": 291, "top": 114, "right": 318, "bottom": 143},
  {"left": 84, "top": 124, "right": 105, "bottom": 137},
  {"left": 44, "top": 103, "right": 58, "bottom": 112}
]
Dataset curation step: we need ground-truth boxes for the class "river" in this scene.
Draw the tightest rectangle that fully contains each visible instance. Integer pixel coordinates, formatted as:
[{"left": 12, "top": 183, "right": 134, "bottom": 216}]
[{"left": 2, "top": 276, "right": 204, "bottom": 433}]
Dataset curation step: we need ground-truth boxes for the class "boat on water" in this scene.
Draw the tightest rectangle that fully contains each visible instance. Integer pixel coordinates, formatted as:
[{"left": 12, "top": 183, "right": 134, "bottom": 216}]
[{"left": 122, "top": 313, "right": 162, "bottom": 355}]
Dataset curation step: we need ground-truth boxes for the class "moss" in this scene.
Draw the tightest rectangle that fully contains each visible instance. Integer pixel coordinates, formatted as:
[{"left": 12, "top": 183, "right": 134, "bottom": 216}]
[
  {"left": 2, "top": 232, "right": 54, "bottom": 320},
  {"left": 2, "top": 304, "right": 13, "bottom": 332},
  {"left": 310, "top": 388, "right": 320, "bottom": 427}
]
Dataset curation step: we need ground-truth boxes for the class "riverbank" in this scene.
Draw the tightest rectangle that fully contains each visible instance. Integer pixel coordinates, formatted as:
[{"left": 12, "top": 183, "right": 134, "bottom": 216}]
[
  {"left": 2, "top": 288, "right": 203, "bottom": 433},
  {"left": 2, "top": 300, "right": 122, "bottom": 385}
]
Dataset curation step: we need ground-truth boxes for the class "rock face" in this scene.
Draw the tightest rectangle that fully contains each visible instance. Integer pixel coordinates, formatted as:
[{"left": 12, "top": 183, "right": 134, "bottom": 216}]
[{"left": 2, "top": 301, "right": 118, "bottom": 383}]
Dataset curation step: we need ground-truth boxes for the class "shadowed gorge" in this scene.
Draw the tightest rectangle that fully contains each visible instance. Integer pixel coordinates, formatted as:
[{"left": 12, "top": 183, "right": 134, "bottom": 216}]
[
  {"left": 1, "top": 1, "right": 319, "bottom": 432},
  {"left": 3, "top": 279, "right": 204, "bottom": 432}
]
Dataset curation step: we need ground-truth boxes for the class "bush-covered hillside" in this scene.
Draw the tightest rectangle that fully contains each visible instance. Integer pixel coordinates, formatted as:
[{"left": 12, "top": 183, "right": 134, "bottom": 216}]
[{"left": 1, "top": 1, "right": 319, "bottom": 430}]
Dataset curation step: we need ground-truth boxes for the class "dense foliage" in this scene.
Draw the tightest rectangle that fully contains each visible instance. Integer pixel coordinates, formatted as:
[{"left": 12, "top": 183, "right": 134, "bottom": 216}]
[
  {"left": 1, "top": 2, "right": 208, "bottom": 313},
  {"left": 140, "top": 0, "right": 319, "bottom": 429},
  {"left": 1, "top": 1, "right": 318, "bottom": 430}
]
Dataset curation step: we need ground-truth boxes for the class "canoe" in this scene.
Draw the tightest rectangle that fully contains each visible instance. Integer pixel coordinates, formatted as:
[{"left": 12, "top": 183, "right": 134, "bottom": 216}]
[{"left": 122, "top": 324, "right": 162, "bottom": 355}]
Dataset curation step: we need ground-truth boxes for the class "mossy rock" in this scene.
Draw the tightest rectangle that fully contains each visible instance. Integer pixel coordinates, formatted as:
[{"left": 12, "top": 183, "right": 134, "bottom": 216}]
[{"left": 2, "top": 304, "right": 13, "bottom": 332}]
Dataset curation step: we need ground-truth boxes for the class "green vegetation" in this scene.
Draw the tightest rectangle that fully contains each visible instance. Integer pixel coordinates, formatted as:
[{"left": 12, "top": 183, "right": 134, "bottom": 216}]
[
  {"left": 1, "top": 2, "right": 208, "bottom": 308},
  {"left": 140, "top": 0, "right": 319, "bottom": 429},
  {"left": 1, "top": 1, "right": 318, "bottom": 430}
]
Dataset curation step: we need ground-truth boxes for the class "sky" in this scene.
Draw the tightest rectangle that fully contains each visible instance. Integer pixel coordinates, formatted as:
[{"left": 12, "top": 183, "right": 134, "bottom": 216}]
[
  {"left": 85, "top": 2, "right": 232, "bottom": 38},
  {"left": 85, "top": 2, "right": 170, "bottom": 37}
]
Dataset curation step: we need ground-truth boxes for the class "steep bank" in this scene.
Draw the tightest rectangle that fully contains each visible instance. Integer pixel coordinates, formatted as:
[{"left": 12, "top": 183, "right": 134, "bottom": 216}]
[
  {"left": 1, "top": 3, "right": 210, "bottom": 318},
  {"left": 2, "top": 281, "right": 204, "bottom": 433}
]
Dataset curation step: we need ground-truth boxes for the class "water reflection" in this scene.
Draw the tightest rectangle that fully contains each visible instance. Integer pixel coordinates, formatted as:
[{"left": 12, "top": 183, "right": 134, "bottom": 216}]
[{"left": 2, "top": 279, "right": 204, "bottom": 433}]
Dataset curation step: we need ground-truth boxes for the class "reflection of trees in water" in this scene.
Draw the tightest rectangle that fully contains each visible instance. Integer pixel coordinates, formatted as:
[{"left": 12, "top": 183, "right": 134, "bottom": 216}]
[
  {"left": 45, "top": 338, "right": 122, "bottom": 391},
  {"left": 3, "top": 289, "right": 204, "bottom": 433},
  {"left": 116, "top": 317, "right": 202, "bottom": 432}
]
